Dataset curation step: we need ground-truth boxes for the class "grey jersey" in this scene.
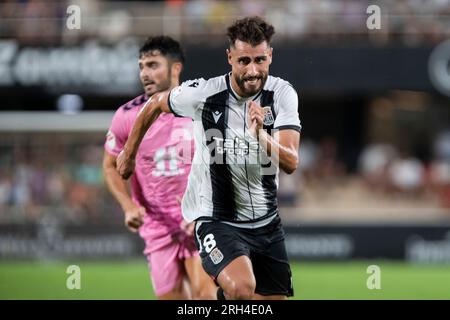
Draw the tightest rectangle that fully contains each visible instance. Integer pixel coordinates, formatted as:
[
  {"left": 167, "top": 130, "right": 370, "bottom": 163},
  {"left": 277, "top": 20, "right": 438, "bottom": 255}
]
[{"left": 168, "top": 73, "right": 301, "bottom": 228}]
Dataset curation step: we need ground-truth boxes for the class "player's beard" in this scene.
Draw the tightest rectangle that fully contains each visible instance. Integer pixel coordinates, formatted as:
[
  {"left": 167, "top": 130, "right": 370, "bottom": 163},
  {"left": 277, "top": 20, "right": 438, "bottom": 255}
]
[
  {"left": 145, "top": 69, "right": 172, "bottom": 97},
  {"left": 234, "top": 71, "right": 268, "bottom": 97}
]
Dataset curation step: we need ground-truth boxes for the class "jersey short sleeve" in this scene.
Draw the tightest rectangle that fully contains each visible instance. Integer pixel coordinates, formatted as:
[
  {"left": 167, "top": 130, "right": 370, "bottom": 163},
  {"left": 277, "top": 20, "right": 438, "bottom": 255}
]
[
  {"left": 273, "top": 84, "right": 302, "bottom": 132},
  {"left": 168, "top": 78, "right": 207, "bottom": 120},
  {"left": 104, "top": 108, "right": 128, "bottom": 157}
]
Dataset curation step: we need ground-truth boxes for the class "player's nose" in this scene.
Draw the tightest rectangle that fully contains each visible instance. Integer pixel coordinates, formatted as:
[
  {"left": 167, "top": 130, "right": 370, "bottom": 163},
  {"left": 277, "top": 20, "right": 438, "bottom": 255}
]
[
  {"left": 140, "top": 68, "right": 151, "bottom": 78},
  {"left": 247, "top": 63, "right": 258, "bottom": 76},
  {"left": 140, "top": 71, "right": 148, "bottom": 81}
]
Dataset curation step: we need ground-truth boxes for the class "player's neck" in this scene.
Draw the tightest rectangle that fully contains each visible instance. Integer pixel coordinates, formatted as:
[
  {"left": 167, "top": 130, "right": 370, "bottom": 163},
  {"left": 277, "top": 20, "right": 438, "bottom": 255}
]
[{"left": 169, "top": 77, "right": 180, "bottom": 90}]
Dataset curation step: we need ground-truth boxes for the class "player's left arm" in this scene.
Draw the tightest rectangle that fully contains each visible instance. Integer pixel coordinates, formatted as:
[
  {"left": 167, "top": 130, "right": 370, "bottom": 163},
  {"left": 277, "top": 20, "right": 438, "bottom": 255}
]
[
  {"left": 248, "top": 84, "right": 301, "bottom": 174},
  {"left": 262, "top": 127, "right": 300, "bottom": 174},
  {"left": 248, "top": 105, "right": 300, "bottom": 174}
]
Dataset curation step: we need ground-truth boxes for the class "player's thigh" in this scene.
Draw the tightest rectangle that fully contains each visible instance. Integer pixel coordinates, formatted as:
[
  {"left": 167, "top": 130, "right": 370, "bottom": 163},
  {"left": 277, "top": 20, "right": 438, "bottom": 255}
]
[
  {"left": 216, "top": 255, "right": 256, "bottom": 295},
  {"left": 147, "top": 243, "right": 191, "bottom": 299},
  {"left": 184, "top": 254, "right": 217, "bottom": 299}
]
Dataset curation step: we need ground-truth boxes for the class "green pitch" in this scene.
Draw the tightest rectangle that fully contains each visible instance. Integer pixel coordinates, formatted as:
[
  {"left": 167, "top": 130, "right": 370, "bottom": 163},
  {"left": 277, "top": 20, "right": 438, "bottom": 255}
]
[{"left": 0, "top": 260, "right": 449, "bottom": 299}]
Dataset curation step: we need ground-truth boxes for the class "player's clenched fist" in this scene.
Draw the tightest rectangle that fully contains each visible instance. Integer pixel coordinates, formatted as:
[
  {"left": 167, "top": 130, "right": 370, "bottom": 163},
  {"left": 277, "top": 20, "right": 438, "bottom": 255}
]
[
  {"left": 248, "top": 100, "right": 264, "bottom": 138},
  {"left": 180, "top": 219, "right": 195, "bottom": 237},
  {"left": 117, "top": 149, "right": 135, "bottom": 179},
  {"left": 124, "top": 204, "right": 146, "bottom": 233}
]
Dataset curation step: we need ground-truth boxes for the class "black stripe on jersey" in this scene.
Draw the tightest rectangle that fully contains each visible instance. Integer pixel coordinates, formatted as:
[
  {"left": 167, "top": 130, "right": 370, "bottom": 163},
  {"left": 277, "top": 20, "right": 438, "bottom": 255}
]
[
  {"left": 274, "top": 125, "right": 302, "bottom": 132},
  {"left": 260, "top": 90, "right": 276, "bottom": 131},
  {"left": 202, "top": 89, "right": 237, "bottom": 221},
  {"left": 260, "top": 90, "right": 278, "bottom": 217},
  {"left": 253, "top": 89, "right": 263, "bottom": 101},
  {"left": 225, "top": 73, "right": 241, "bottom": 102},
  {"left": 243, "top": 102, "right": 256, "bottom": 220},
  {"left": 195, "top": 209, "right": 278, "bottom": 224},
  {"left": 225, "top": 73, "right": 239, "bottom": 100}
]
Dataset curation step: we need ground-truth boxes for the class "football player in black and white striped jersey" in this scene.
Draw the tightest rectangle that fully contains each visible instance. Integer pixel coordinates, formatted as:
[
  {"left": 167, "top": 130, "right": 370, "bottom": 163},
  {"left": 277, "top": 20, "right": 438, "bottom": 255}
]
[{"left": 117, "top": 16, "right": 301, "bottom": 300}]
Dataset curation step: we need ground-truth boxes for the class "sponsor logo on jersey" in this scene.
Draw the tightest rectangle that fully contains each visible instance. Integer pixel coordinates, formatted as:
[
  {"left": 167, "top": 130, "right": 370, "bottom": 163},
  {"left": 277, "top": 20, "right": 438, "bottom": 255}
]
[
  {"left": 212, "top": 110, "right": 222, "bottom": 123},
  {"left": 188, "top": 81, "right": 199, "bottom": 88},
  {"left": 213, "top": 137, "right": 259, "bottom": 156}
]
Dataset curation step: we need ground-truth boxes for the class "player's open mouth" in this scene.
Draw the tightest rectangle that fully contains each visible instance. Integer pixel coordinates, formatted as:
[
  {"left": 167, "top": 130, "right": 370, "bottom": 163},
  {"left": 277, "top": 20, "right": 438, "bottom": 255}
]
[
  {"left": 245, "top": 78, "right": 260, "bottom": 85},
  {"left": 144, "top": 81, "right": 155, "bottom": 88}
]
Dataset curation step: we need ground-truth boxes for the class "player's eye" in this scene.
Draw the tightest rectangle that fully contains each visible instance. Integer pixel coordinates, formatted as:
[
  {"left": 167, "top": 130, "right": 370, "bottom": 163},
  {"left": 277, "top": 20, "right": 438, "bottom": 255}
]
[
  {"left": 147, "top": 62, "right": 159, "bottom": 69},
  {"left": 238, "top": 58, "right": 250, "bottom": 65},
  {"left": 255, "top": 57, "right": 266, "bottom": 64}
]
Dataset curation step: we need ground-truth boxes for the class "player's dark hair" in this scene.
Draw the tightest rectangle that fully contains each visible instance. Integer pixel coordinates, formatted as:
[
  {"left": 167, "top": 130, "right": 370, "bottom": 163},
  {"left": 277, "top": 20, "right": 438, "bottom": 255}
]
[
  {"left": 227, "top": 16, "right": 275, "bottom": 47},
  {"left": 139, "top": 36, "right": 185, "bottom": 64}
]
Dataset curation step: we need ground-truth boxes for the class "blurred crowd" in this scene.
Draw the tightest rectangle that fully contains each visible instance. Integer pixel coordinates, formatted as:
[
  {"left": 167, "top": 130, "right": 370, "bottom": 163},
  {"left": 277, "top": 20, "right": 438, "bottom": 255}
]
[
  {"left": 0, "top": 128, "right": 449, "bottom": 225},
  {"left": 0, "top": 0, "right": 449, "bottom": 46},
  {"left": 0, "top": 0, "right": 449, "bottom": 224},
  {"left": 293, "top": 133, "right": 450, "bottom": 208},
  {"left": 0, "top": 133, "right": 121, "bottom": 224}
]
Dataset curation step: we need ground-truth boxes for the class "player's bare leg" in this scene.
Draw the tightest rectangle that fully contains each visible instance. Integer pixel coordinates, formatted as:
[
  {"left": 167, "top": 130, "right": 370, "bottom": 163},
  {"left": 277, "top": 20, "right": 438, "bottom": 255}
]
[
  {"left": 157, "top": 276, "right": 191, "bottom": 300},
  {"left": 184, "top": 255, "right": 217, "bottom": 300},
  {"left": 216, "top": 255, "right": 256, "bottom": 300}
]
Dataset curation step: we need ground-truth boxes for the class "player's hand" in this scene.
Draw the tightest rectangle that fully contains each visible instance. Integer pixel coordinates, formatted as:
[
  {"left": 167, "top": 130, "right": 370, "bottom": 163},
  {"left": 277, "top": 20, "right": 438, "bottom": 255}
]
[
  {"left": 248, "top": 101, "right": 264, "bottom": 138},
  {"left": 180, "top": 219, "right": 195, "bottom": 237},
  {"left": 124, "top": 205, "right": 146, "bottom": 233},
  {"left": 117, "top": 149, "right": 136, "bottom": 180}
]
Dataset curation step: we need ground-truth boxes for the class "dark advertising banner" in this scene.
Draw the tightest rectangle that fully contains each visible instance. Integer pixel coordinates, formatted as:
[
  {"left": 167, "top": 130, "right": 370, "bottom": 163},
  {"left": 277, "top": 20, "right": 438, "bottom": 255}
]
[
  {"left": 284, "top": 224, "right": 450, "bottom": 263},
  {"left": 0, "top": 39, "right": 141, "bottom": 96},
  {"left": 1, "top": 221, "right": 450, "bottom": 263},
  {"left": 1, "top": 39, "right": 450, "bottom": 101},
  {"left": 0, "top": 221, "right": 144, "bottom": 260}
]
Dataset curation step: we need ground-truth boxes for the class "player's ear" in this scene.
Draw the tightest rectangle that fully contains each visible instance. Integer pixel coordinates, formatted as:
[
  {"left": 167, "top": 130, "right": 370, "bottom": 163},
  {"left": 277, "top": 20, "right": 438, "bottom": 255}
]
[
  {"left": 172, "top": 62, "right": 183, "bottom": 77},
  {"left": 268, "top": 47, "right": 273, "bottom": 65},
  {"left": 226, "top": 48, "right": 233, "bottom": 66}
]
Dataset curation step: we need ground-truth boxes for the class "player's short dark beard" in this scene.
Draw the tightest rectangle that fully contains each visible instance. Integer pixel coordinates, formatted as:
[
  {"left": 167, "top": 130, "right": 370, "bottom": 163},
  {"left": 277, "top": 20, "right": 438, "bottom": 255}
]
[
  {"left": 146, "top": 64, "right": 172, "bottom": 97},
  {"left": 234, "top": 71, "right": 268, "bottom": 97},
  {"left": 159, "top": 67, "right": 172, "bottom": 92}
]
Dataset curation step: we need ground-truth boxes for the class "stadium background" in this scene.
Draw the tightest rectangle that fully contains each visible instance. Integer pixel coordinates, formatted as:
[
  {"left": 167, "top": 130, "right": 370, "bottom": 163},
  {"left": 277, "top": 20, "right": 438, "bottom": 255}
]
[{"left": 0, "top": 0, "right": 450, "bottom": 299}]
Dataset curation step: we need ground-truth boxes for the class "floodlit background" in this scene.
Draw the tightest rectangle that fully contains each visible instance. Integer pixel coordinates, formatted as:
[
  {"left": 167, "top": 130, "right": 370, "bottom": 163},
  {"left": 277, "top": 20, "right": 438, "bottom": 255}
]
[{"left": 0, "top": 0, "right": 450, "bottom": 299}]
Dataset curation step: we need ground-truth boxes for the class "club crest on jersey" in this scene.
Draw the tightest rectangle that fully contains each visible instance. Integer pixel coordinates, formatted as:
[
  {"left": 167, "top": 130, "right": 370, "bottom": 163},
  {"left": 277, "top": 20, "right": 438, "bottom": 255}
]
[
  {"left": 263, "top": 106, "right": 274, "bottom": 126},
  {"left": 209, "top": 247, "right": 224, "bottom": 265}
]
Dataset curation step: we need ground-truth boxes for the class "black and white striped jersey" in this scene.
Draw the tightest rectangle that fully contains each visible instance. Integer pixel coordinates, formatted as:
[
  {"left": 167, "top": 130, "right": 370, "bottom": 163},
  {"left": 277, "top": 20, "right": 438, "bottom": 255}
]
[{"left": 168, "top": 73, "right": 301, "bottom": 228}]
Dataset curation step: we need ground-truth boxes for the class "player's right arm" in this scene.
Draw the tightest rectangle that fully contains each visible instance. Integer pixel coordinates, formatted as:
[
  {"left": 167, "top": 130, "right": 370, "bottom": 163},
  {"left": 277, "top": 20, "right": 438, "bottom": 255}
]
[
  {"left": 117, "top": 78, "right": 206, "bottom": 179},
  {"left": 116, "top": 90, "right": 170, "bottom": 179}
]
